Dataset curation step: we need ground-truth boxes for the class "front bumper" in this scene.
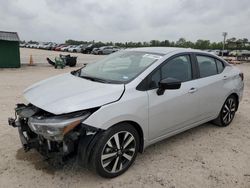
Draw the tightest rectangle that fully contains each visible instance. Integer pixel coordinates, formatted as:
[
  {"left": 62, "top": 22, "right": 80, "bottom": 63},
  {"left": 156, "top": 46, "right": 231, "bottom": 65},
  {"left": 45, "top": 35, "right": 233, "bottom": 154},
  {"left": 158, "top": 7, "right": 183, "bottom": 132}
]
[
  {"left": 9, "top": 117, "right": 76, "bottom": 163},
  {"left": 8, "top": 104, "right": 103, "bottom": 165}
]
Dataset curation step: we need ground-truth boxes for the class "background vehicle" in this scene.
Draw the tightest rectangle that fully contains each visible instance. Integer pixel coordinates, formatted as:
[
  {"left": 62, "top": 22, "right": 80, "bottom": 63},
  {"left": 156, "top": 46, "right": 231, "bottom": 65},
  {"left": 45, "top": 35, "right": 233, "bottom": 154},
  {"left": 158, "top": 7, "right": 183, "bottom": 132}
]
[
  {"left": 43, "top": 43, "right": 57, "bottom": 50},
  {"left": 61, "top": 45, "right": 74, "bottom": 52},
  {"left": 93, "top": 46, "right": 120, "bottom": 55},
  {"left": 219, "top": 50, "right": 230, "bottom": 56},
  {"left": 19, "top": 43, "right": 26, "bottom": 47},
  {"left": 229, "top": 50, "right": 250, "bottom": 58},
  {"left": 29, "top": 43, "right": 38, "bottom": 48},
  {"left": 82, "top": 44, "right": 100, "bottom": 54},
  {"left": 8, "top": 47, "right": 244, "bottom": 178},
  {"left": 99, "top": 46, "right": 119, "bottom": 54},
  {"left": 210, "top": 49, "right": 220, "bottom": 56},
  {"left": 68, "top": 44, "right": 86, "bottom": 53},
  {"left": 55, "top": 45, "right": 67, "bottom": 51},
  {"left": 91, "top": 47, "right": 100, "bottom": 54}
]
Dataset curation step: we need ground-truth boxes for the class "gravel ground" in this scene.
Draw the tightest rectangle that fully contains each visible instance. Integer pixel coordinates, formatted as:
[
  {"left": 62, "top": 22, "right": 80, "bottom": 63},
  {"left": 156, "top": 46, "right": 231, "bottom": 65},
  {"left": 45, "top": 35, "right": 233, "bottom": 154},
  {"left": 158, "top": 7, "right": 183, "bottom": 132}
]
[{"left": 0, "top": 48, "right": 250, "bottom": 188}]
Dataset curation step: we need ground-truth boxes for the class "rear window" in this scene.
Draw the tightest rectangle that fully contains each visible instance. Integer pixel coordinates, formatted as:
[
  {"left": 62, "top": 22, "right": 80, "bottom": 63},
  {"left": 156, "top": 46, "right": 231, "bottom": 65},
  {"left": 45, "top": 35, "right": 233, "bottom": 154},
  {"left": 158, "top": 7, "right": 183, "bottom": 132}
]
[
  {"left": 197, "top": 56, "right": 217, "bottom": 78},
  {"left": 216, "top": 59, "right": 224, "bottom": 73}
]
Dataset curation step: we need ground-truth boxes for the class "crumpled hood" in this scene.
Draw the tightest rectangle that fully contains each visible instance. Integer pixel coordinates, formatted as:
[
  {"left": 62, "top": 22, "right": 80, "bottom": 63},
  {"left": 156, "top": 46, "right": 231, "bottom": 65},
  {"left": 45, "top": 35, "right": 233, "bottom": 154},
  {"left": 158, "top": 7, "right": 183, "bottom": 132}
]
[{"left": 24, "top": 73, "right": 125, "bottom": 115}]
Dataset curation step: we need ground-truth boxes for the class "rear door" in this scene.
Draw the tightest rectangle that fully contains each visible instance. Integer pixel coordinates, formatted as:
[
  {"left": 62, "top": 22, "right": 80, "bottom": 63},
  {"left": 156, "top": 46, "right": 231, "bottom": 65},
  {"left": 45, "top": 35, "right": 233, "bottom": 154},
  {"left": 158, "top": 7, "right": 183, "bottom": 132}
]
[{"left": 194, "top": 54, "right": 227, "bottom": 119}]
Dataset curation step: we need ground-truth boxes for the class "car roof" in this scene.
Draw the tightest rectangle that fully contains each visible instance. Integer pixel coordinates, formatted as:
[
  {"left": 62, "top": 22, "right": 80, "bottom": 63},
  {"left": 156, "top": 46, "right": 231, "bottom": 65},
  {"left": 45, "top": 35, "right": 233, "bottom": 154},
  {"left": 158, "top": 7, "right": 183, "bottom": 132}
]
[{"left": 125, "top": 47, "right": 205, "bottom": 55}]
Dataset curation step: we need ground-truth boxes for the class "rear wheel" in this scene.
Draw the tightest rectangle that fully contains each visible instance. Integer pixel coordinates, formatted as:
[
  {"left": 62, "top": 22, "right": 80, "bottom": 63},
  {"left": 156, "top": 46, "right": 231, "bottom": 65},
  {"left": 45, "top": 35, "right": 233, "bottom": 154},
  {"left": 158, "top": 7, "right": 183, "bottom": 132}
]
[
  {"left": 91, "top": 123, "right": 139, "bottom": 178},
  {"left": 213, "top": 95, "right": 237, "bottom": 127}
]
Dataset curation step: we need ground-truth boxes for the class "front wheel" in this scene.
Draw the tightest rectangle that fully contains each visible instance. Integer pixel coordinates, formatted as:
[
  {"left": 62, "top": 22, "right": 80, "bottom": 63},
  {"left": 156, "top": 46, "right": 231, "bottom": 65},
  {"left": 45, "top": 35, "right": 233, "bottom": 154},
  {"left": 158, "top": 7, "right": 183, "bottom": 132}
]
[
  {"left": 91, "top": 123, "right": 139, "bottom": 178},
  {"left": 213, "top": 95, "right": 237, "bottom": 127}
]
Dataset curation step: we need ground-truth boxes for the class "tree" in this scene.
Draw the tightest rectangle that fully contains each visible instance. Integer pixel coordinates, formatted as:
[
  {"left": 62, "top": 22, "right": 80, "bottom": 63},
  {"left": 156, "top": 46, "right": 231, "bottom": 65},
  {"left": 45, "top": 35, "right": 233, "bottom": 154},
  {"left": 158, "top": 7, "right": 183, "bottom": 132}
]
[
  {"left": 150, "top": 40, "right": 160, "bottom": 46},
  {"left": 176, "top": 38, "right": 186, "bottom": 47},
  {"left": 195, "top": 40, "right": 210, "bottom": 49},
  {"left": 62, "top": 37, "right": 249, "bottom": 50}
]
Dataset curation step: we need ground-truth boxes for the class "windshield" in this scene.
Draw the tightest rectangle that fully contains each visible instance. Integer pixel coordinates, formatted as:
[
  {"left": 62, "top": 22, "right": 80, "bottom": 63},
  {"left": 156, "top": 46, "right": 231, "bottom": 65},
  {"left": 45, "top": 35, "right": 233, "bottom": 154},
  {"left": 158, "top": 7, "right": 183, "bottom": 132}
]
[{"left": 76, "top": 51, "right": 163, "bottom": 83}]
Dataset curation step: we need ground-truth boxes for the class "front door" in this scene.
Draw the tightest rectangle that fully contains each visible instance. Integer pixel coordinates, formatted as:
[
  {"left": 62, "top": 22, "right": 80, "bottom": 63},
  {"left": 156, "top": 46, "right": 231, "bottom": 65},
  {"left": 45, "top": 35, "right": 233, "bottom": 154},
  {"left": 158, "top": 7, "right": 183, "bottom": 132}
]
[{"left": 147, "top": 54, "right": 201, "bottom": 141}]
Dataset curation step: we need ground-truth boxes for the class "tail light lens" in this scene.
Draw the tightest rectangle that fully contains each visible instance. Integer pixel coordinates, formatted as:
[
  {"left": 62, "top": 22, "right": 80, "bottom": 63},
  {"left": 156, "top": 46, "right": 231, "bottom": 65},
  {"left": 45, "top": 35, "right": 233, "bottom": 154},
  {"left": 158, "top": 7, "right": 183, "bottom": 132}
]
[{"left": 239, "top": 73, "right": 244, "bottom": 81}]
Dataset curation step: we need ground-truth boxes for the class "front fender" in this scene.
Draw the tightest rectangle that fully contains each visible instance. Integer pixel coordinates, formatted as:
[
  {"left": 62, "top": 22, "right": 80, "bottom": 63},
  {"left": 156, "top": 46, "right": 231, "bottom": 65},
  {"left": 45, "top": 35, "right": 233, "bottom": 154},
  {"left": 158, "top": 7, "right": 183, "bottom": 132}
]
[{"left": 83, "top": 88, "right": 149, "bottom": 142}]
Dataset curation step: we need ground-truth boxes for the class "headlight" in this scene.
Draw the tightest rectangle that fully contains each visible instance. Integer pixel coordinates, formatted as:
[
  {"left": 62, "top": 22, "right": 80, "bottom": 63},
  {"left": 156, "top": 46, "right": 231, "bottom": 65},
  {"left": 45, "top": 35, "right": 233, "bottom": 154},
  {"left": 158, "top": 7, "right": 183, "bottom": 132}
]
[{"left": 28, "top": 111, "right": 91, "bottom": 141}]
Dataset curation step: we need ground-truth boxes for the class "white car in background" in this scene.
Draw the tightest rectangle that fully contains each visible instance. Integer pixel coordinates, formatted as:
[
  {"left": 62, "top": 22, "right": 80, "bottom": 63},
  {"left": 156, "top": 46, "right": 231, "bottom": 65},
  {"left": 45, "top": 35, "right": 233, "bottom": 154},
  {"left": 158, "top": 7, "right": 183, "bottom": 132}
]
[
  {"left": 9, "top": 47, "right": 244, "bottom": 178},
  {"left": 68, "top": 45, "right": 85, "bottom": 53},
  {"left": 210, "top": 50, "right": 220, "bottom": 56},
  {"left": 95, "top": 46, "right": 120, "bottom": 55},
  {"left": 60, "top": 45, "right": 72, "bottom": 51},
  {"left": 29, "top": 43, "right": 38, "bottom": 48}
]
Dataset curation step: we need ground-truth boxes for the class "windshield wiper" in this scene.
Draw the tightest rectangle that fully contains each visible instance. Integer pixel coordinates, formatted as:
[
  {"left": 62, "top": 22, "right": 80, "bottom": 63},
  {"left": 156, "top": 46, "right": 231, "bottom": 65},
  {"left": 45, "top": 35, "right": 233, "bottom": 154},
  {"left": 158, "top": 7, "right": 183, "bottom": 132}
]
[
  {"left": 71, "top": 64, "right": 87, "bottom": 76},
  {"left": 80, "top": 75, "right": 110, "bottom": 83}
]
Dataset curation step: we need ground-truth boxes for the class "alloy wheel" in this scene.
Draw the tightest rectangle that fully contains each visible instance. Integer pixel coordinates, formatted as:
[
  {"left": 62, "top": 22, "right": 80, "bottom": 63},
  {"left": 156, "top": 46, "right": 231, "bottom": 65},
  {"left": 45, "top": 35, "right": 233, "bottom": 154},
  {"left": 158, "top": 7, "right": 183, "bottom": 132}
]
[
  {"left": 101, "top": 131, "right": 136, "bottom": 173},
  {"left": 222, "top": 97, "right": 236, "bottom": 124}
]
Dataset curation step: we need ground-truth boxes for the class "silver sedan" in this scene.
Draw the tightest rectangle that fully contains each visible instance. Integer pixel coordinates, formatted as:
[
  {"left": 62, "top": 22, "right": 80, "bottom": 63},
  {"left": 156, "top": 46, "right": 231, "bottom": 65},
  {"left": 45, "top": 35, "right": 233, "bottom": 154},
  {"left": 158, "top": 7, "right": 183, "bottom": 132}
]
[{"left": 9, "top": 47, "right": 244, "bottom": 178}]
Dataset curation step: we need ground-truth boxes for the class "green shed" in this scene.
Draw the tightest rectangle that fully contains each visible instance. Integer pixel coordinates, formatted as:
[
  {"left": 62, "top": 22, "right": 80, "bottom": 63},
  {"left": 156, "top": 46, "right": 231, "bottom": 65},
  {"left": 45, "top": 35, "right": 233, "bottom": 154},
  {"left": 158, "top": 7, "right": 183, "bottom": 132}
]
[{"left": 0, "top": 31, "right": 20, "bottom": 68}]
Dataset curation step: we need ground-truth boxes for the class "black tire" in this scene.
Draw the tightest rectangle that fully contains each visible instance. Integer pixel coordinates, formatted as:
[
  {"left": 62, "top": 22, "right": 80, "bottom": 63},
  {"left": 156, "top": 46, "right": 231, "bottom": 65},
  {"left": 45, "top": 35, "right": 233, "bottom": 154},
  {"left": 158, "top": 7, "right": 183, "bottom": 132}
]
[
  {"left": 213, "top": 95, "right": 237, "bottom": 127},
  {"left": 91, "top": 123, "right": 139, "bottom": 178}
]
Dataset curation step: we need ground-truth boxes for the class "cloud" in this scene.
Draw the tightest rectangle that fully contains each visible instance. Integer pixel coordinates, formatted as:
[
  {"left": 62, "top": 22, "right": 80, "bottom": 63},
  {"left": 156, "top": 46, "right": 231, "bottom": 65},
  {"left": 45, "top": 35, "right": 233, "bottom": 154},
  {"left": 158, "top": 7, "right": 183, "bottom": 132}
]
[{"left": 0, "top": 0, "right": 249, "bottom": 42}]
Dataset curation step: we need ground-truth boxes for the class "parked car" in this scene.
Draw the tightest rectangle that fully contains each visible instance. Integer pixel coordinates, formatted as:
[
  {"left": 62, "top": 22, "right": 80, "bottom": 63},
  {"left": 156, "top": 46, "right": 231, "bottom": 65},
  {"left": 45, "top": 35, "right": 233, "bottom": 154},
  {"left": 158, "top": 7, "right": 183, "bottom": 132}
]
[
  {"left": 43, "top": 43, "right": 57, "bottom": 50},
  {"left": 8, "top": 47, "right": 244, "bottom": 178},
  {"left": 219, "top": 50, "right": 230, "bottom": 56},
  {"left": 91, "top": 47, "right": 100, "bottom": 54},
  {"left": 61, "top": 45, "right": 74, "bottom": 52},
  {"left": 40, "top": 43, "right": 50, "bottom": 50},
  {"left": 82, "top": 44, "right": 100, "bottom": 54},
  {"left": 52, "top": 44, "right": 63, "bottom": 51},
  {"left": 39, "top": 43, "right": 46, "bottom": 49},
  {"left": 95, "top": 46, "right": 120, "bottom": 55},
  {"left": 229, "top": 50, "right": 250, "bottom": 57},
  {"left": 50, "top": 43, "right": 58, "bottom": 50},
  {"left": 65, "top": 45, "right": 76, "bottom": 52},
  {"left": 19, "top": 43, "right": 26, "bottom": 47},
  {"left": 25, "top": 43, "right": 32, "bottom": 48},
  {"left": 241, "top": 50, "right": 250, "bottom": 57},
  {"left": 55, "top": 44, "right": 67, "bottom": 51},
  {"left": 29, "top": 43, "right": 38, "bottom": 48},
  {"left": 68, "top": 45, "right": 85, "bottom": 53},
  {"left": 210, "top": 50, "right": 220, "bottom": 56}
]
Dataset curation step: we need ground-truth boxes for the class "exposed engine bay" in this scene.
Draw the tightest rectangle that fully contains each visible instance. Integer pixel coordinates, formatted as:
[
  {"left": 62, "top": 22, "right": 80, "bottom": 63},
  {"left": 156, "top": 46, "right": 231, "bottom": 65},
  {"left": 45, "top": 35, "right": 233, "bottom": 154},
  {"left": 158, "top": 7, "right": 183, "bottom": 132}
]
[{"left": 8, "top": 103, "right": 102, "bottom": 165}]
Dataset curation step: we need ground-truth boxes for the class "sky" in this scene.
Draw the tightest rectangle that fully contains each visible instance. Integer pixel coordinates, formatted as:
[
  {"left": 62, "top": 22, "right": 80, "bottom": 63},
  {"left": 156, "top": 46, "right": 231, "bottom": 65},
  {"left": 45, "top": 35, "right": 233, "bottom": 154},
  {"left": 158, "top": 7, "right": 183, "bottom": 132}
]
[{"left": 0, "top": 0, "right": 249, "bottom": 43}]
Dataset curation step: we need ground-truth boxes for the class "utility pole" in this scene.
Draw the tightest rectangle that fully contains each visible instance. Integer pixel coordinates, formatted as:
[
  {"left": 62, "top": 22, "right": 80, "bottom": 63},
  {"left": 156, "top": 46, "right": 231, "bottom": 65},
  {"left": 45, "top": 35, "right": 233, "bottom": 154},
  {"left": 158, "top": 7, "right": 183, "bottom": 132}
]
[{"left": 222, "top": 32, "right": 228, "bottom": 58}]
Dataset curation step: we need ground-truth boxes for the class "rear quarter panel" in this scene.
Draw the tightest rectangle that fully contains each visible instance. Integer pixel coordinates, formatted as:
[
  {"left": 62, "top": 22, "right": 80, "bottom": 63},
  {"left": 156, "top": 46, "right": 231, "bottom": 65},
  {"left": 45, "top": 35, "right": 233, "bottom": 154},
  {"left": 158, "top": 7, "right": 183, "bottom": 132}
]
[{"left": 221, "top": 65, "right": 244, "bottom": 109}]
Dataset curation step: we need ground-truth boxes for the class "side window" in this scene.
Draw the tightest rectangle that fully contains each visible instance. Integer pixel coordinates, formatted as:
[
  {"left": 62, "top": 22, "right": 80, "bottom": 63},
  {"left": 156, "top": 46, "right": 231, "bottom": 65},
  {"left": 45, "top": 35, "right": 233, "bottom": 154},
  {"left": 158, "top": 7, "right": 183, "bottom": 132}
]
[
  {"left": 216, "top": 59, "right": 224, "bottom": 73},
  {"left": 148, "top": 55, "right": 192, "bottom": 89},
  {"left": 161, "top": 55, "right": 192, "bottom": 82},
  {"left": 197, "top": 56, "right": 217, "bottom": 78}
]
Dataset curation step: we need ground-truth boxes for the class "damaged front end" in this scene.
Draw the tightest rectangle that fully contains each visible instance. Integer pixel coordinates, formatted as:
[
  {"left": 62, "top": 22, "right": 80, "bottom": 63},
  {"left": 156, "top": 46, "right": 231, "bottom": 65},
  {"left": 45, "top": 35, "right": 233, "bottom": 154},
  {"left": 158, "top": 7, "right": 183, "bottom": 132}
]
[{"left": 8, "top": 103, "right": 102, "bottom": 165}]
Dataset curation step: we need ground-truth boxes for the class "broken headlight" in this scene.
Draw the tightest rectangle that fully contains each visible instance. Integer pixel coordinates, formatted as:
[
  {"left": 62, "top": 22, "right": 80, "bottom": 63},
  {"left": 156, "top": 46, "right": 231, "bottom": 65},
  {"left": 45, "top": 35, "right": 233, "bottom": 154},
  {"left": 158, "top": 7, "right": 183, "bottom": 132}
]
[{"left": 28, "top": 111, "right": 91, "bottom": 141}]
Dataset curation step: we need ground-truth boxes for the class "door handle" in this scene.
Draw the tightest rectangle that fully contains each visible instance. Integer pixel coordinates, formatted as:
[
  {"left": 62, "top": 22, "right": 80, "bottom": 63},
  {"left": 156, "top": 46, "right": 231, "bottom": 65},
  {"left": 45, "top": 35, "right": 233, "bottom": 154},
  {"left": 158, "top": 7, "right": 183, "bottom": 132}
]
[{"left": 188, "top": 87, "right": 198, "bottom": 93}]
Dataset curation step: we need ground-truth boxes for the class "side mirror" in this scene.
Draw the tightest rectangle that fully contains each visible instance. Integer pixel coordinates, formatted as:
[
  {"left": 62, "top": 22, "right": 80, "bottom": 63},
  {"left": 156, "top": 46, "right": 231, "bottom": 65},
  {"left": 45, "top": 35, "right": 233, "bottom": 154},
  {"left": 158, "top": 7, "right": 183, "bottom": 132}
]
[{"left": 157, "top": 78, "right": 181, "bottom": 95}]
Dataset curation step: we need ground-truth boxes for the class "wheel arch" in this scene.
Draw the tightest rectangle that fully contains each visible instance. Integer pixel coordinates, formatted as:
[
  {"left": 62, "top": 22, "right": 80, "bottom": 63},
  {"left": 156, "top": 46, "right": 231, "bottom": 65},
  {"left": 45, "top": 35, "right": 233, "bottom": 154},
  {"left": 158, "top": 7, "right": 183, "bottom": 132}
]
[{"left": 111, "top": 120, "right": 144, "bottom": 153}]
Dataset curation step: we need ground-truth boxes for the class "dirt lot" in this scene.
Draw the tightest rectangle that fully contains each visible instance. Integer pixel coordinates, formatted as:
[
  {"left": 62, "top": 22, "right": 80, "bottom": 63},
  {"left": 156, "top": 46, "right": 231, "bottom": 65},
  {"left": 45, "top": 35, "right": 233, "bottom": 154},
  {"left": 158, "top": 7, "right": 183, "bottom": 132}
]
[{"left": 0, "top": 48, "right": 250, "bottom": 188}]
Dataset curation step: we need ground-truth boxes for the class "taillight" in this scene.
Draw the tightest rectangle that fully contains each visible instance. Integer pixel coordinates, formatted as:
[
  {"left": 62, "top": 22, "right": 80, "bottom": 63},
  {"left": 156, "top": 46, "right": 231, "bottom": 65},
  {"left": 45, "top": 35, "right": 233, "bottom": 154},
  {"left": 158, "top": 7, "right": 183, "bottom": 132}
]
[{"left": 239, "top": 73, "right": 244, "bottom": 81}]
